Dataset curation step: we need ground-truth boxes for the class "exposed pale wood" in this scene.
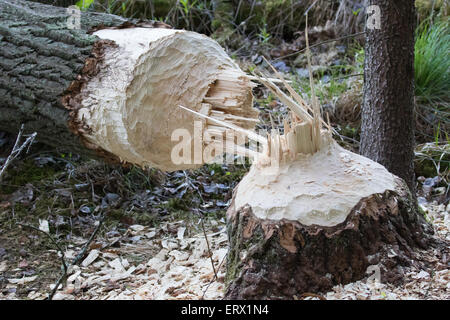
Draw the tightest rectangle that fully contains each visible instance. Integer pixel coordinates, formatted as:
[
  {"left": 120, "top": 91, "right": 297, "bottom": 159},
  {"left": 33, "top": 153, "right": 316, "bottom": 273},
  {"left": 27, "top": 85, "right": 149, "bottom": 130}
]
[
  {"left": 178, "top": 105, "right": 267, "bottom": 145},
  {"left": 256, "top": 75, "right": 313, "bottom": 123}
]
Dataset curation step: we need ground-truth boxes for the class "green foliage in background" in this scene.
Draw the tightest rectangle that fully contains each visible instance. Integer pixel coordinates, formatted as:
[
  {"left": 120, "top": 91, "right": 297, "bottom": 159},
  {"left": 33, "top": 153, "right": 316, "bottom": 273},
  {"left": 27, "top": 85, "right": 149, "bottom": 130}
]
[
  {"left": 75, "top": 0, "right": 94, "bottom": 10},
  {"left": 414, "top": 18, "right": 450, "bottom": 106}
]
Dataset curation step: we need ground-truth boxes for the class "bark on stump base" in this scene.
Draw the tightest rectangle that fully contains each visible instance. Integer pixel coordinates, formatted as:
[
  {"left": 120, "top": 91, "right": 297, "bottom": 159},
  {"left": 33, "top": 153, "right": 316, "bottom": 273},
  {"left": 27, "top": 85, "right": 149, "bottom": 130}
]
[{"left": 225, "top": 182, "right": 433, "bottom": 299}]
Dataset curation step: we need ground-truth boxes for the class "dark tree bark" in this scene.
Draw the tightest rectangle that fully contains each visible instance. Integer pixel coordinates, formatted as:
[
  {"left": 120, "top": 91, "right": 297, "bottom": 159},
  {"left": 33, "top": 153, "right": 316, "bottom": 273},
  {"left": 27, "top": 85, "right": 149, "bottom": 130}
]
[
  {"left": 29, "top": 0, "right": 76, "bottom": 7},
  {"left": 0, "top": 0, "right": 168, "bottom": 160},
  {"left": 360, "top": 0, "right": 416, "bottom": 192}
]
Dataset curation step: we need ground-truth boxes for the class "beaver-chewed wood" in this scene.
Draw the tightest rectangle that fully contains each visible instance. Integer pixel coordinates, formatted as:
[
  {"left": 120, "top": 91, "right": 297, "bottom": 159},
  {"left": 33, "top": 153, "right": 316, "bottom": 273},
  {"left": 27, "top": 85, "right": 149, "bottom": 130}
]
[{"left": 225, "top": 180, "right": 434, "bottom": 299}]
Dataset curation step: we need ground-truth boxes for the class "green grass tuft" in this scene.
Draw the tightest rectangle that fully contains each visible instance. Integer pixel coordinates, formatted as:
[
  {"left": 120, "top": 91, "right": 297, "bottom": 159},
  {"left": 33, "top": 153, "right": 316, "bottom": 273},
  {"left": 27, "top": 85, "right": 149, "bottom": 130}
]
[{"left": 414, "top": 18, "right": 450, "bottom": 106}]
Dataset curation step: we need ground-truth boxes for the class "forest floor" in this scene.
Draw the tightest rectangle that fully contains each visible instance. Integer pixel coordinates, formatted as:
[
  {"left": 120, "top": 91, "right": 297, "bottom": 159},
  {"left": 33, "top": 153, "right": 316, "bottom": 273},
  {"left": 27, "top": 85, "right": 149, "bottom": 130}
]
[
  {"left": 0, "top": 194, "right": 448, "bottom": 300},
  {"left": 1, "top": 24, "right": 448, "bottom": 300}
]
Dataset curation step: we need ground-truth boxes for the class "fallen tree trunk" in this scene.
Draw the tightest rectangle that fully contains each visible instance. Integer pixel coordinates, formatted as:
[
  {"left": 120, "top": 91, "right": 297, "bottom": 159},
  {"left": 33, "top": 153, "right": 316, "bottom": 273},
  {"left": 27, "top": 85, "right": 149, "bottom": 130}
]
[{"left": 0, "top": 0, "right": 257, "bottom": 171}]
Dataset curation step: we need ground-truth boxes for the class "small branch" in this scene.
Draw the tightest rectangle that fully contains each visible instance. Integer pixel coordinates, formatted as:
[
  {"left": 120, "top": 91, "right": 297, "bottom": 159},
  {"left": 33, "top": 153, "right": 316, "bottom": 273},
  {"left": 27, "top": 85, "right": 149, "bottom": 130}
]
[
  {"left": 274, "top": 31, "right": 366, "bottom": 61},
  {"left": 200, "top": 216, "right": 218, "bottom": 279},
  {"left": 194, "top": 209, "right": 218, "bottom": 282},
  {"left": 304, "top": 0, "right": 319, "bottom": 16},
  {"left": 17, "top": 223, "right": 67, "bottom": 272},
  {"left": 48, "top": 214, "right": 104, "bottom": 300},
  {"left": 0, "top": 125, "right": 37, "bottom": 182},
  {"left": 202, "top": 247, "right": 228, "bottom": 299},
  {"left": 101, "top": 229, "right": 130, "bottom": 251},
  {"left": 334, "top": 73, "right": 363, "bottom": 81},
  {"left": 72, "top": 213, "right": 105, "bottom": 266},
  {"left": 17, "top": 222, "right": 68, "bottom": 300},
  {"left": 48, "top": 273, "right": 66, "bottom": 301},
  {"left": 18, "top": 213, "right": 105, "bottom": 300}
]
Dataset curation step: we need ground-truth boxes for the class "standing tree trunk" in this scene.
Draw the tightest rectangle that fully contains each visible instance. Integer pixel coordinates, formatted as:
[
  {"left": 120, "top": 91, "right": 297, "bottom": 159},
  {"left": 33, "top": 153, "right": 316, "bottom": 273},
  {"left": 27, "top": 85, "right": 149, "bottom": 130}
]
[
  {"left": 0, "top": 0, "right": 257, "bottom": 171},
  {"left": 360, "top": 0, "right": 416, "bottom": 192}
]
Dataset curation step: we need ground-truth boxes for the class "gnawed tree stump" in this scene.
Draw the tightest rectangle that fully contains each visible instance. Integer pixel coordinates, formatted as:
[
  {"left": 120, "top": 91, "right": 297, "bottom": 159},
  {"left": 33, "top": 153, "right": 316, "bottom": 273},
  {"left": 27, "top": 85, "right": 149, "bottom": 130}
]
[
  {"left": 0, "top": 0, "right": 257, "bottom": 171},
  {"left": 224, "top": 138, "right": 433, "bottom": 299},
  {"left": 219, "top": 68, "right": 434, "bottom": 299}
]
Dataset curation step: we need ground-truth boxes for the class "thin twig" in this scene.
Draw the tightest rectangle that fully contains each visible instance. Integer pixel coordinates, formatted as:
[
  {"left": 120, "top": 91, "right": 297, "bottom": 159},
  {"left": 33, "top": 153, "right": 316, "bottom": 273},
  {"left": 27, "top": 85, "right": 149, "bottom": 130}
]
[
  {"left": 274, "top": 31, "right": 366, "bottom": 61},
  {"left": 18, "top": 222, "right": 68, "bottom": 272},
  {"left": 47, "top": 273, "right": 66, "bottom": 300},
  {"left": 101, "top": 229, "right": 130, "bottom": 251},
  {"left": 48, "top": 214, "right": 104, "bottom": 300},
  {"left": 333, "top": 73, "right": 364, "bottom": 81},
  {"left": 202, "top": 247, "right": 228, "bottom": 299},
  {"left": 304, "top": 0, "right": 319, "bottom": 16},
  {"left": 72, "top": 213, "right": 105, "bottom": 265},
  {"left": 17, "top": 223, "right": 68, "bottom": 300},
  {"left": 0, "top": 125, "right": 37, "bottom": 182},
  {"left": 200, "top": 216, "right": 218, "bottom": 279},
  {"left": 19, "top": 212, "right": 105, "bottom": 300},
  {"left": 195, "top": 209, "right": 218, "bottom": 282}
]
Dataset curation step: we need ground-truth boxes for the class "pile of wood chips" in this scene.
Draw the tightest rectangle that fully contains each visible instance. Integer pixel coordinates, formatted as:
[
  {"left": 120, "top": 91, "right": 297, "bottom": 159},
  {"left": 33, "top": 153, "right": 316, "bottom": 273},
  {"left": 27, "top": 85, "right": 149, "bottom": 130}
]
[{"left": 1, "top": 202, "right": 448, "bottom": 300}]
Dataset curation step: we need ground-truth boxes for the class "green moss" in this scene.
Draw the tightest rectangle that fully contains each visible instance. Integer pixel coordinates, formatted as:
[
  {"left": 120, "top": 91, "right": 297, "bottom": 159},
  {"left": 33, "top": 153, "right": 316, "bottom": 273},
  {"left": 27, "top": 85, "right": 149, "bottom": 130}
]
[
  {"left": 417, "top": 205, "right": 431, "bottom": 223},
  {"left": 167, "top": 198, "right": 187, "bottom": 211},
  {"left": 108, "top": 209, "right": 126, "bottom": 220},
  {"left": 211, "top": 0, "right": 234, "bottom": 31},
  {"left": 414, "top": 143, "right": 450, "bottom": 177},
  {"left": 204, "top": 163, "right": 249, "bottom": 184},
  {"left": 225, "top": 215, "right": 268, "bottom": 287},
  {"left": 0, "top": 160, "right": 57, "bottom": 194},
  {"left": 338, "top": 125, "right": 360, "bottom": 141},
  {"left": 211, "top": 19, "right": 221, "bottom": 30},
  {"left": 415, "top": 160, "right": 439, "bottom": 177}
]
